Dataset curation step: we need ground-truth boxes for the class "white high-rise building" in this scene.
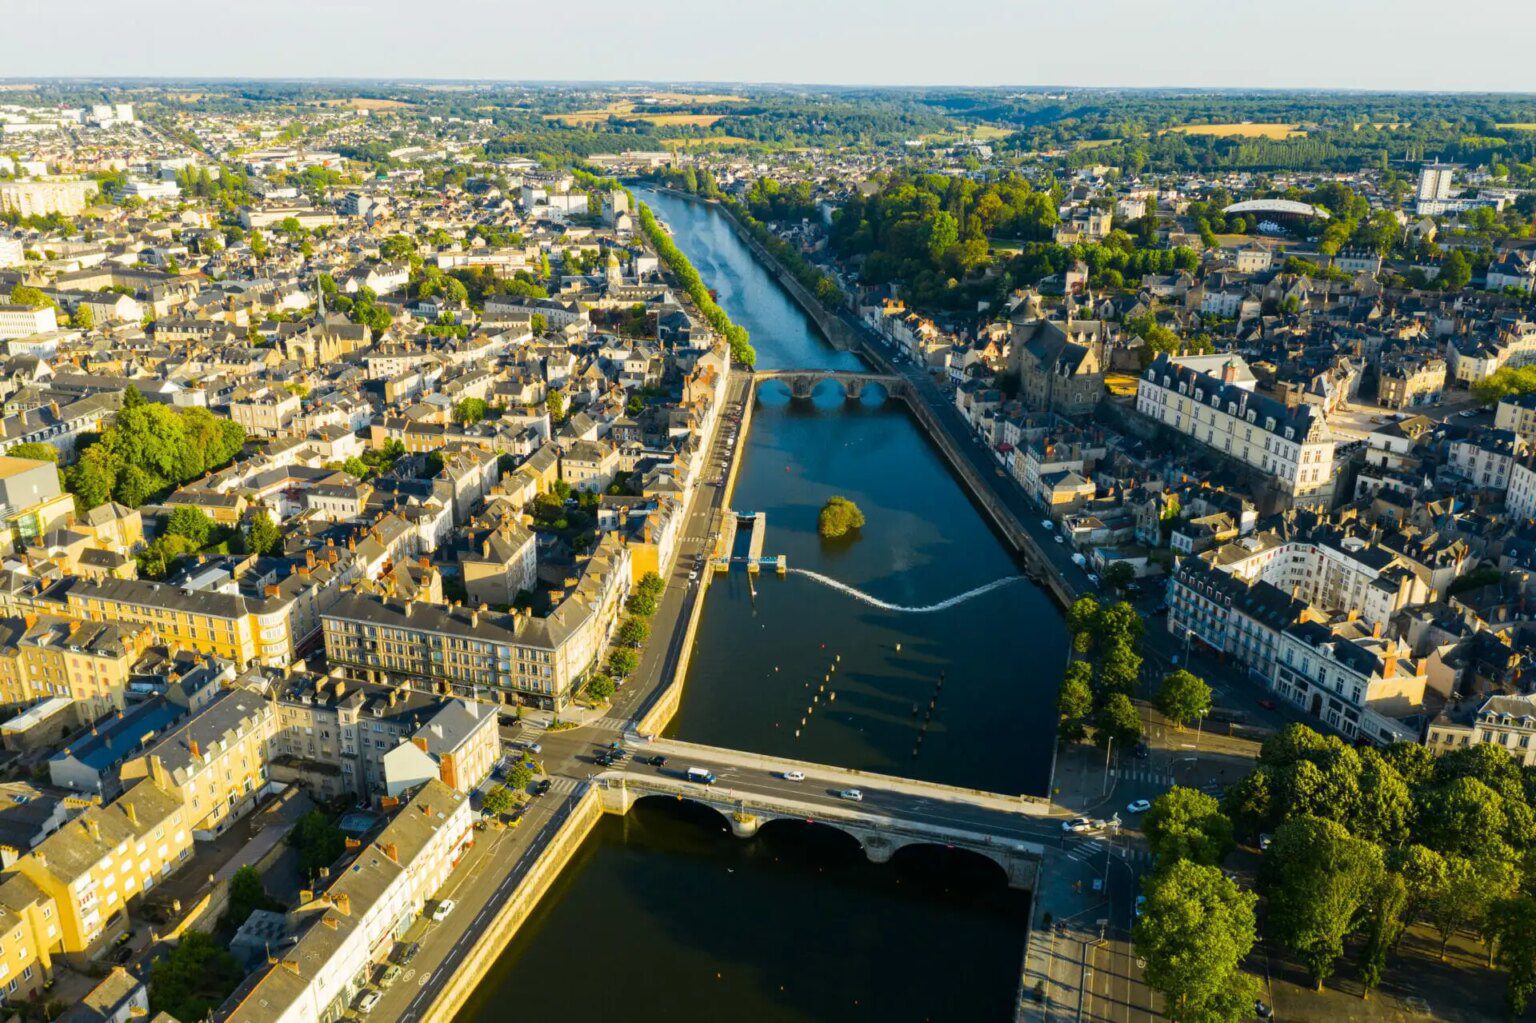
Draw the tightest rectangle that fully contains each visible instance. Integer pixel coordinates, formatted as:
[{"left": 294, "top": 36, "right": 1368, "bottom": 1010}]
[{"left": 1418, "top": 163, "right": 1456, "bottom": 203}]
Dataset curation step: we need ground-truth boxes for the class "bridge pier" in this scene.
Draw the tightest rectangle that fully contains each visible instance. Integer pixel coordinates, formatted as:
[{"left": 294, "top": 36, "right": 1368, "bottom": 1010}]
[
  {"left": 729, "top": 812, "right": 763, "bottom": 838},
  {"left": 860, "top": 834, "right": 895, "bottom": 865}
]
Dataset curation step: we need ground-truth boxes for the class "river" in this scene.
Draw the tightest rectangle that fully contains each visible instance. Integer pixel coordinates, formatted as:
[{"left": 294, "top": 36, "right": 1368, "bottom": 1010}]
[
  {"left": 647, "top": 187, "right": 1066, "bottom": 797},
  {"left": 456, "top": 187, "right": 1054, "bottom": 1023}
]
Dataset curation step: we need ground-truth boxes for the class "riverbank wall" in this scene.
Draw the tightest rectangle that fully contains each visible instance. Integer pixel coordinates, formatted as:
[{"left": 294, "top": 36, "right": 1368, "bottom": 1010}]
[{"left": 417, "top": 786, "right": 604, "bottom": 1023}]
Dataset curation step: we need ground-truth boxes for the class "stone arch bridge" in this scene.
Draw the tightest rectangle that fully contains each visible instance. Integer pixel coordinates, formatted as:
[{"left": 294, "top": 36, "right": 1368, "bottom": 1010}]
[
  {"left": 752, "top": 369, "right": 910, "bottom": 402},
  {"left": 594, "top": 742, "right": 1045, "bottom": 889}
]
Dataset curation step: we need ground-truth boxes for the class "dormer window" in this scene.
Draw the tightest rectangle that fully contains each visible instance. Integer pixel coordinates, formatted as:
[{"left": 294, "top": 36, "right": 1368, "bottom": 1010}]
[{"left": 1247, "top": 410, "right": 1257, "bottom": 423}]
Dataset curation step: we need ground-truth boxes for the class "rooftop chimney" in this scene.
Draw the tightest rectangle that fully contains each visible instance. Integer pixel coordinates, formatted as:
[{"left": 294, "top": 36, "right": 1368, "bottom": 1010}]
[{"left": 382, "top": 842, "right": 399, "bottom": 864}]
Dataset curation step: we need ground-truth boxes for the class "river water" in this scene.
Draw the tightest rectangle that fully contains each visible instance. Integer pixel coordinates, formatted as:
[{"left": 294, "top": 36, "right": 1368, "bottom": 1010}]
[{"left": 456, "top": 188, "right": 1056, "bottom": 1023}]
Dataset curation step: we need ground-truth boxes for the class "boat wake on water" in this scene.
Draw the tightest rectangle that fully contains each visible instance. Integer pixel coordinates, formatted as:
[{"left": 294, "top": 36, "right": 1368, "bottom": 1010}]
[{"left": 785, "top": 569, "right": 1023, "bottom": 614}]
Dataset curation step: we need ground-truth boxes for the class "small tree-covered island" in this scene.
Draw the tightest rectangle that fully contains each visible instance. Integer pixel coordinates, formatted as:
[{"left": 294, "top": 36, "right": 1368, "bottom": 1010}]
[{"left": 817, "top": 496, "right": 866, "bottom": 539}]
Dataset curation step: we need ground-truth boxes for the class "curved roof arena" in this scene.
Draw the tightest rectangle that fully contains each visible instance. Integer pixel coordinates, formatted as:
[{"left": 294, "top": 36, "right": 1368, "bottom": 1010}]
[{"left": 1221, "top": 199, "right": 1331, "bottom": 220}]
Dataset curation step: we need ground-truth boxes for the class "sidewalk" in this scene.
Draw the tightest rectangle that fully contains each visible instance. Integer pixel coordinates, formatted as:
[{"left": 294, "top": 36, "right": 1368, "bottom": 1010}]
[
  {"left": 1017, "top": 847, "right": 1115, "bottom": 1022},
  {"left": 1051, "top": 741, "right": 1125, "bottom": 818}
]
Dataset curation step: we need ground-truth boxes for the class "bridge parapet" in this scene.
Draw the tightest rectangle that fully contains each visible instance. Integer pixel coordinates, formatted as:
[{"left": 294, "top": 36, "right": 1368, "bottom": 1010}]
[{"left": 752, "top": 369, "right": 908, "bottom": 402}]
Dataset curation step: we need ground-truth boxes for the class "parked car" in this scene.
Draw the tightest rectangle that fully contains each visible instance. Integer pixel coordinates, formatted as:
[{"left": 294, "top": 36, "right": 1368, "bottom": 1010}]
[
  {"left": 357, "top": 990, "right": 382, "bottom": 1014},
  {"left": 1259, "top": 833, "right": 1273, "bottom": 851},
  {"left": 394, "top": 942, "right": 420, "bottom": 966},
  {"left": 1041, "top": 519, "right": 1054, "bottom": 530},
  {"left": 431, "top": 899, "right": 456, "bottom": 922},
  {"left": 1054, "top": 535, "right": 1065, "bottom": 544},
  {"left": 533, "top": 779, "right": 552, "bottom": 797}
]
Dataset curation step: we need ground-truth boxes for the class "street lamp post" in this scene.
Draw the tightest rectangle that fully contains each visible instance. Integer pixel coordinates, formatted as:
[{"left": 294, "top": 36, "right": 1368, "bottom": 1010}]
[{"left": 1101, "top": 734, "right": 1115, "bottom": 797}]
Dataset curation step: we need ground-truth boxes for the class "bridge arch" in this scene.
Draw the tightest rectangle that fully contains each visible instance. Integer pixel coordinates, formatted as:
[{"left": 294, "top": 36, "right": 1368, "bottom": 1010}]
[
  {"left": 887, "top": 839, "right": 1013, "bottom": 889},
  {"left": 755, "top": 815, "right": 866, "bottom": 856},
  {"left": 632, "top": 791, "right": 735, "bottom": 831}
]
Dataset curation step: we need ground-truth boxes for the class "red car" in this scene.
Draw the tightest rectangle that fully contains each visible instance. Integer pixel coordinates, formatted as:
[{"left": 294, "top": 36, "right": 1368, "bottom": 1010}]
[{"left": 1257, "top": 698, "right": 1278, "bottom": 711}]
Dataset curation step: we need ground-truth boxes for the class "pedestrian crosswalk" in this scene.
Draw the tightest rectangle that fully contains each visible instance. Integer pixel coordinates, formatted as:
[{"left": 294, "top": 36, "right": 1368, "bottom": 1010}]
[
  {"left": 1111, "top": 767, "right": 1173, "bottom": 786},
  {"left": 589, "top": 715, "right": 631, "bottom": 732},
  {"left": 545, "top": 776, "right": 580, "bottom": 795},
  {"left": 1062, "top": 841, "right": 1153, "bottom": 867}
]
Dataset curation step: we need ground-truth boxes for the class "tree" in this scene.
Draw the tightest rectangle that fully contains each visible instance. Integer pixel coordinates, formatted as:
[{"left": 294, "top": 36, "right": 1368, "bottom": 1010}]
[
  {"left": 625, "top": 591, "right": 657, "bottom": 617},
  {"left": 505, "top": 760, "right": 535, "bottom": 791},
  {"left": 1094, "top": 601, "right": 1144, "bottom": 648},
  {"left": 1222, "top": 766, "right": 1275, "bottom": 839},
  {"left": 148, "top": 931, "right": 243, "bottom": 1023},
  {"left": 1057, "top": 661, "right": 1094, "bottom": 742},
  {"left": 1439, "top": 249, "right": 1472, "bottom": 290},
  {"left": 245, "top": 509, "right": 281, "bottom": 556},
  {"left": 482, "top": 784, "right": 515, "bottom": 816},
  {"left": 530, "top": 312, "right": 549, "bottom": 334},
  {"left": 586, "top": 673, "right": 616, "bottom": 701},
  {"left": 817, "top": 496, "right": 865, "bottom": 539},
  {"left": 1134, "top": 861, "right": 1259, "bottom": 1023},
  {"left": 7, "top": 442, "right": 56, "bottom": 462},
  {"left": 546, "top": 388, "right": 567, "bottom": 424},
  {"left": 1429, "top": 853, "right": 1516, "bottom": 960},
  {"left": 1145, "top": 787, "right": 1235, "bottom": 867},
  {"left": 637, "top": 571, "right": 664, "bottom": 598},
  {"left": 222, "top": 864, "right": 279, "bottom": 931},
  {"left": 617, "top": 618, "right": 650, "bottom": 647},
  {"left": 1357, "top": 872, "right": 1408, "bottom": 998},
  {"left": 1095, "top": 692, "right": 1142, "bottom": 749},
  {"left": 291, "top": 810, "right": 345, "bottom": 880},
  {"left": 71, "top": 302, "right": 94, "bottom": 329},
  {"left": 1488, "top": 895, "right": 1536, "bottom": 1014},
  {"left": 8, "top": 284, "right": 53, "bottom": 309},
  {"left": 1103, "top": 561, "right": 1135, "bottom": 590},
  {"left": 454, "top": 397, "right": 489, "bottom": 425},
  {"left": 1262, "top": 815, "right": 1385, "bottom": 990},
  {"left": 1066, "top": 595, "right": 1101, "bottom": 655},
  {"left": 1156, "top": 670, "right": 1212, "bottom": 729},
  {"left": 165, "top": 506, "right": 215, "bottom": 547},
  {"left": 249, "top": 230, "right": 268, "bottom": 259},
  {"left": 608, "top": 648, "right": 639, "bottom": 677},
  {"left": 1096, "top": 640, "right": 1142, "bottom": 697}
]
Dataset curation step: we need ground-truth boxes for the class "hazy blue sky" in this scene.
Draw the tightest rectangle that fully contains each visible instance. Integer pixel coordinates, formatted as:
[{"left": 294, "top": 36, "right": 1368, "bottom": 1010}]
[{"left": 4, "top": 0, "right": 1535, "bottom": 91}]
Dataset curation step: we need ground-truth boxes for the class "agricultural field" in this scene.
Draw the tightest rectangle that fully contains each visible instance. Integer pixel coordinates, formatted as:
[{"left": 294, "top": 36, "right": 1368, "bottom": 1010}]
[
  {"left": 1167, "top": 122, "right": 1305, "bottom": 138},
  {"left": 546, "top": 102, "right": 725, "bottom": 127},
  {"left": 1497, "top": 123, "right": 1536, "bottom": 131}
]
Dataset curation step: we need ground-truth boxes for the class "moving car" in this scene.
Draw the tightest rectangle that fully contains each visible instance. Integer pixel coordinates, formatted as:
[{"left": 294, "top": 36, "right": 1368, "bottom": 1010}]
[
  {"left": 781, "top": 770, "right": 805, "bottom": 782},
  {"left": 686, "top": 767, "right": 717, "bottom": 785},
  {"left": 430, "top": 899, "right": 456, "bottom": 922},
  {"left": 1054, "top": 535, "right": 1065, "bottom": 544},
  {"left": 1062, "top": 816, "right": 1096, "bottom": 833},
  {"left": 839, "top": 788, "right": 864, "bottom": 802},
  {"left": 1041, "top": 519, "right": 1054, "bottom": 530},
  {"left": 646, "top": 754, "right": 668, "bottom": 767},
  {"left": 1126, "top": 799, "right": 1152, "bottom": 814}
]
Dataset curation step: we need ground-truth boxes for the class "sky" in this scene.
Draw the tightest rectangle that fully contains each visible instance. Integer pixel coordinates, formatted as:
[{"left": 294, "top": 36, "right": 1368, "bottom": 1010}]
[{"left": 3, "top": 0, "right": 1535, "bottom": 92}]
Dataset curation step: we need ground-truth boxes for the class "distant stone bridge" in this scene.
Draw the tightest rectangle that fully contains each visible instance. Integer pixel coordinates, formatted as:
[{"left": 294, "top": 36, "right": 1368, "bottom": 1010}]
[{"left": 752, "top": 369, "right": 910, "bottom": 401}]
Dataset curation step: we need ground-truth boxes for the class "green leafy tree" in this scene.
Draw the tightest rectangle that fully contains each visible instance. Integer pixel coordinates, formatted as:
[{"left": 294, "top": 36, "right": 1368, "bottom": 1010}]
[
  {"left": 1439, "top": 248, "right": 1472, "bottom": 290},
  {"left": 1488, "top": 895, "right": 1536, "bottom": 1014},
  {"left": 1096, "top": 639, "right": 1142, "bottom": 697},
  {"left": 546, "top": 388, "right": 567, "bottom": 424},
  {"left": 291, "top": 810, "right": 345, "bottom": 880},
  {"left": 1065, "top": 595, "right": 1101, "bottom": 655},
  {"left": 586, "top": 673, "right": 616, "bottom": 701},
  {"left": 637, "top": 572, "right": 664, "bottom": 598},
  {"left": 1221, "top": 767, "right": 1275, "bottom": 839},
  {"left": 1057, "top": 661, "right": 1094, "bottom": 743},
  {"left": 1134, "top": 860, "right": 1259, "bottom": 1023},
  {"left": 1156, "top": 670, "right": 1212, "bottom": 729},
  {"left": 505, "top": 760, "right": 535, "bottom": 791},
  {"left": 1357, "top": 873, "right": 1408, "bottom": 998},
  {"left": 617, "top": 618, "right": 650, "bottom": 647},
  {"left": 530, "top": 312, "right": 548, "bottom": 334},
  {"left": 1103, "top": 561, "right": 1135, "bottom": 590},
  {"left": 245, "top": 509, "right": 281, "bottom": 556},
  {"left": 1144, "top": 787, "right": 1236, "bottom": 867},
  {"left": 1262, "top": 815, "right": 1385, "bottom": 990},
  {"left": 222, "top": 865, "right": 279, "bottom": 932},
  {"left": 817, "top": 496, "right": 865, "bottom": 539},
  {"left": 482, "top": 785, "right": 515, "bottom": 816},
  {"left": 1094, "top": 692, "right": 1142, "bottom": 749},
  {"left": 71, "top": 302, "right": 94, "bottom": 329},
  {"left": 7, "top": 442, "right": 56, "bottom": 462},
  {"left": 607, "top": 647, "right": 639, "bottom": 677},
  {"left": 148, "top": 931, "right": 243, "bottom": 1023},
  {"left": 625, "top": 591, "right": 657, "bottom": 617},
  {"left": 1429, "top": 853, "right": 1516, "bottom": 960},
  {"left": 165, "top": 506, "right": 215, "bottom": 547},
  {"left": 454, "top": 397, "right": 489, "bottom": 425},
  {"left": 8, "top": 284, "right": 53, "bottom": 309}
]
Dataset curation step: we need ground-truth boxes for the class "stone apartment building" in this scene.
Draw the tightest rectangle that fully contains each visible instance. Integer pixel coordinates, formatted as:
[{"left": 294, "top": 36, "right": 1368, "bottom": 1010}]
[
  {"left": 1010, "top": 317, "right": 1107, "bottom": 417},
  {"left": 1377, "top": 354, "right": 1446, "bottom": 410},
  {"left": 1136, "top": 353, "right": 1336, "bottom": 503},
  {"left": 117, "top": 689, "right": 279, "bottom": 840}
]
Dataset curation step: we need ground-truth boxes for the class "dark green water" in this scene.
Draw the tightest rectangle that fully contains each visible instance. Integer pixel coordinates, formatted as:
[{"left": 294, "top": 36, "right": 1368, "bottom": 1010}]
[{"left": 457, "top": 188, "right": 1046, "bottom": 1023}]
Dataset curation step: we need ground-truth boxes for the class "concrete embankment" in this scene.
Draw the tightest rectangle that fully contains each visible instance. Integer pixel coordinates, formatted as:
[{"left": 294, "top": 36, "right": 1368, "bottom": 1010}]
[{"left": 417, "top": 787, "right": 603, "bottom": 1023}]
